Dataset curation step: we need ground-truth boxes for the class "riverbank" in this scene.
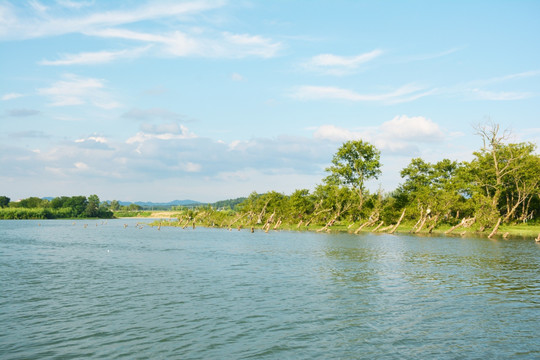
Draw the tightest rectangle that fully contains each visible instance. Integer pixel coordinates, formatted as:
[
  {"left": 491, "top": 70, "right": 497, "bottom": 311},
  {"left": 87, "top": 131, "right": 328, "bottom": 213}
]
[{"left": 139, "top": 211, "right": 540, "bottom": 240}]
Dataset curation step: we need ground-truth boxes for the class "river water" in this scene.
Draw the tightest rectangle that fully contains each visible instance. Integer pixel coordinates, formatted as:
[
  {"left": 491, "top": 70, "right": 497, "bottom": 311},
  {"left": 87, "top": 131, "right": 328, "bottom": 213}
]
[{"left": 1, "top": 219, "right": 539, "bottom": 359}]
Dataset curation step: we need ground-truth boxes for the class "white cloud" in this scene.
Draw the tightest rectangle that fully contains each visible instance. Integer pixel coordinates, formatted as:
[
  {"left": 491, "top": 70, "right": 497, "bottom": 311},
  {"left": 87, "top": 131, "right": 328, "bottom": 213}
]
[
  {"left": 303, "top": 49, "right": 383, "bottom": 75},
  {"left": 39, "top": 46, "right": 150, "bottom": 65},
  {"left": 29, "top": 1, "right": 48, "bottom": 13},
  {"left": 126, "top": 125, "right": 197, "bottom": 144},
  {"left": 2, "top": 93, "right": 24, "bottom": 101},
  {"left": 380, "top": 115, "right": 444, "bottom": 141},
  {"left": 313, "top": 115, "right": 445, "bottom": 154},
  {"left": 182, "top": 162, "right": 202, "bottom": 172},
  {"left": 220, "top": 32, "right": 281, "bottom": 58},
  {"left": 75, "top": 136, "right": 107, "bottom": 143},
  {"left": 74, "top": 161, "right": 88, "bottom": 170},
  {"left": 122, "top": 108, "right": 186, "bottom": 122},
  {"left": 37, "top": 73, "right": 121, "bottom": 108},
  {"left": 313, "top": 125, "right": 363, "bottom": 142},
  {"left": 292, "top": 84, "right": 435, "bottom": 104}
]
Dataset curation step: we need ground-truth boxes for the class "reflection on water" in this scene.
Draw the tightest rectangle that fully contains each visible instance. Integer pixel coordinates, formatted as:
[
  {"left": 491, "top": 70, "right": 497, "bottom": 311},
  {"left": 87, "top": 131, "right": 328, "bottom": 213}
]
[{"left": 0, "top": 220, "right": 539, "bottom": 359}]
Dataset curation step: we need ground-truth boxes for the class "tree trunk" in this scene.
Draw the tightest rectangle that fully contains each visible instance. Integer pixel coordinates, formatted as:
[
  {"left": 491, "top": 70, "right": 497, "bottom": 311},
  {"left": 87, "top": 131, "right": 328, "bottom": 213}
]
[
  {"left": 389, "top": 209, "right": 406, "bottom": 234},
  {"left": 488, "top": 217, "right": 502, "bottom": 239},
  {"left": 355, "top": 214, "right": 378, "bottom": 234},
  {"left": 414, "top": 215, "right": 428, "bottom": 233},
  {"left": 372, "top": 221, "right": 384, "bottom": 232},
  {"left": 427, "top": 214, "right": 439, "bottom": 234},
  {"left": 445, "top": 217, "right": 476, "bottom": 234}
]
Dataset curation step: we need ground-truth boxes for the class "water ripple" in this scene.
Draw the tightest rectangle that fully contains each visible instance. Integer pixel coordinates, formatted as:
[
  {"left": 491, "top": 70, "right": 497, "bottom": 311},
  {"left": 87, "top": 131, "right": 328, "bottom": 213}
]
[{"left": 0, "top": 220, "right": 539, "bottom": 359}]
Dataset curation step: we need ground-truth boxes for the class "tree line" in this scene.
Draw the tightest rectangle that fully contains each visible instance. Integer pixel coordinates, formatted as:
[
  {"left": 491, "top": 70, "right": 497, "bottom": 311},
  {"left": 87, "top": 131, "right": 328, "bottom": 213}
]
[
  {"left": 2, "top": 123, "right": 539, "bottom": 232},
  {"left": 166, "top": 123, "right": 539, "bottom": 235},
  {"left": 0, "top": 194, "right": 114, "bottom": 219}
]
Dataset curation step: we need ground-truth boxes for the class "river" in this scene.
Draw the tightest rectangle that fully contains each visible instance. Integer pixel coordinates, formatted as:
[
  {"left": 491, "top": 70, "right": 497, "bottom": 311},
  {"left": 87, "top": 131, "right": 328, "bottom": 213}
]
[{"left": 1, "top": 219, "right": 539, "bottom": 359}]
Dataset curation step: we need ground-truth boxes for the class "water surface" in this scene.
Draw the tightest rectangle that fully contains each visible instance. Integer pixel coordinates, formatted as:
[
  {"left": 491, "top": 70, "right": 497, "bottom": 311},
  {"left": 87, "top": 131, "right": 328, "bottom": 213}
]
[{"left": 1, "top": 219, "right": 539, "bottom": 359}]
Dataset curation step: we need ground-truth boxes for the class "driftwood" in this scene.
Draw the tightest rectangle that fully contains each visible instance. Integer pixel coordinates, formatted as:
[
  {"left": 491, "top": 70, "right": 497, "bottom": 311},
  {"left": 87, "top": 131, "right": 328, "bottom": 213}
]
[
  {"left": 372, "top": 221, "right": 384, "bottom": 232},
  {"left": 426, "top": 214, "right": 439, "bottom": 234},
  {"left": 317, "top": 202, "right": 352, "bottom": 233},
  {"left": 411, "top": 208, "right": 424, "bottom": 233},
  {"left": 256, "top": 200, "right": 270, "bottom": 224},
  {"left": 445, "top": 217, "right": 476, "bottom": 235},
  {"left": 378, "top": 224, "right": 393, "bottom": 232},
  {"left": 355, "top": 214, "right": 379, "bottom": 234},
  {"left": 414, "top": 215, "right": 428, "bottom": 233},
  {"left": 229, "top": 212, "right": 249, "bottom": 228},
  {"left": 488, "top": 217, "right": 502, "bottom": 239},
  {"left": 389, "top": 209, "right": 406, "bottom": 234}
]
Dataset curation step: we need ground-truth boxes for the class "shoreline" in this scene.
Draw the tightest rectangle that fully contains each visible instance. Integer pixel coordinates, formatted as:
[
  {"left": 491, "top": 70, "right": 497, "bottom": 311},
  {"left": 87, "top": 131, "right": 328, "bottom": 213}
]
[{"left": 143, "top": 215, "right": 540, "bottom": 241}]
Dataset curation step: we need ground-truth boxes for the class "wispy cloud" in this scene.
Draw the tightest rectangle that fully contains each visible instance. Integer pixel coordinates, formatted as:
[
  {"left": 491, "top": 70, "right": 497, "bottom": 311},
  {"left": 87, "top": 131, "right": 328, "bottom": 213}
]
[
  {"left": 122, "top": 108, "right": 187, "bottom": 122},
  {"left": 398, "top": 47, "right": 461, "bottom": 62},
  {"left": 231, "top": 73, "right": 244, "bottom": 81},
  {"left": 291, "top": 84, "right": 435, "bottom": 104},
  {"left": 5, "top": 109, "right": 41, "bottom": 117},
  {"left": 37, "top": 73, "right": 121, "bottom": 108},
  {"left": 39, "top": 46, "right": 151, "bottom": 65},
  {"left": 468, "top": 89, "right": 533, "bottom": 101},
  {"left": 86, "top": 28, "right": 282, "bottom": 59},
  {"left": 56, "top": 0, "right": 94, "bottom": 9},
  {"left": 302, "top": 49, "right": 383, "bottom": 75},
  {"left": 1, "top": 93, "right": 24, "bottom": 101},
  {"left": 446, "top": 70, "right": 540, "bottom": 101},
  {"left": 0, "top": 0, "right": 225, "bottom": 40},
  {"left": 1, "top": 1, "right": 281, "bottom": 60},
  {"left": 126, "top": 125, "right": 196, "bottom": 145},
  {"left": 468, "top": 70, "right": 540, "bottom": 87}
]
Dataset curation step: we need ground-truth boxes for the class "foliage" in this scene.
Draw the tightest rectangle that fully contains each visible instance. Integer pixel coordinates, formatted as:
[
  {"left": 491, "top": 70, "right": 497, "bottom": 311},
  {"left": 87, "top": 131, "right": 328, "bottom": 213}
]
[
  {"left": 0, "top": 196, "right": 10, "bottom": 208},
  {"left": 0, "top": 195, "right": 113, "bottom": 219},
  {"left": 324, "top": 140, "right": 381, "bottom": 210}
]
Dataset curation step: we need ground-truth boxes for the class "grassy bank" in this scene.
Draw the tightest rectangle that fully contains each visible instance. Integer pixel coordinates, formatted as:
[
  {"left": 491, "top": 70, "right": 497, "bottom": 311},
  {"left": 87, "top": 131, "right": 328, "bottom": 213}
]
[{"left": 143, "top": 211, "right": 540, "bottom": 240}]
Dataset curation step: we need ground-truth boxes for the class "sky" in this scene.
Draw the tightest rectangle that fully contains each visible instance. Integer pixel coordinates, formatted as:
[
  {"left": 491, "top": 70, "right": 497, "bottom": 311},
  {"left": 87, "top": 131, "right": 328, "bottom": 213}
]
[{"left": 1, "top": 0, "right": 539, "bottom": 203}]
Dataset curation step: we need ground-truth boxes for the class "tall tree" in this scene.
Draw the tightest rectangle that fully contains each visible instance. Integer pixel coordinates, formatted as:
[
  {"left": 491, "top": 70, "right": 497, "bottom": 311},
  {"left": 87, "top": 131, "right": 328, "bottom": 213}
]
[
  {"left": 470, "top": 122, "right": 537, "bottom": 224},
  {"left": 85, "top": 194, "right": 100, "bottom": 217},
  {"left": 325, "top": 140, "right": 381, "bottom": 210}
]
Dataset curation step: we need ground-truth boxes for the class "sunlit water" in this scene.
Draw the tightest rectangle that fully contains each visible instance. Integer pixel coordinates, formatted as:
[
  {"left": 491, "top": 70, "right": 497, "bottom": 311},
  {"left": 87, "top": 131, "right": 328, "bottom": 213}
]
[{"left": 1, "top": 219, "right": 539, "bottom": 359}]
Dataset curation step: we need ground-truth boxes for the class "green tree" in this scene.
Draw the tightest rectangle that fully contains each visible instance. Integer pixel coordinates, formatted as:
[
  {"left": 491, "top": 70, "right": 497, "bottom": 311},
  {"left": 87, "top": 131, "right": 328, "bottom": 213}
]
[
  {"left": 110, "top": 200, "right": 120, "bottom": 211},
  {"left": 128, "top": 203, "right": 142, "bottom": 211},
  {"left": 469, "top": 122, "right": 538, "bottom": 224},
  {"left": 65, "top": 196, "right": 88, "bottom": 217},
  {"left": 85, "top": 194, "right": 100, "bottom": 217},
  {"left": 325, "top": 140, "right": 381, "bottom": 210},
  {"left": 19, "top": 197, "right": 47, "bottom": 208},
  {"left": 51, "top": 196, "right": 70, "bottom": 209},
  {"left": 289, "top": 189, "right": 315, "bottom": 220},
  {"left": 0, "top": 196, "right": 10, "bottom": 208},
  {"left": 398, "top": 158, "right": 467, "bottom": 231}
]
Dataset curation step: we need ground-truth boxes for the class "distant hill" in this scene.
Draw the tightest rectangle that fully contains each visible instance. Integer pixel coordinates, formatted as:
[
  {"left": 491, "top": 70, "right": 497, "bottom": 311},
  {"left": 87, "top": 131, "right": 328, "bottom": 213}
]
[
  {"left": 42, "top": 196, "right": 247, "bottom": 210},
  {"left": 118, "top": 200, "right": 202, "bottom": 208}
]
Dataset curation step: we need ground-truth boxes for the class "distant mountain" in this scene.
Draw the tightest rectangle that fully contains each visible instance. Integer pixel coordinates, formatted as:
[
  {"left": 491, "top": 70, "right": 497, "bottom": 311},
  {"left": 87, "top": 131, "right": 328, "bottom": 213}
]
[
  {"left": 42, "top": 196, "right": 248, "bottom": 210},
  {"left": 118, "top": 200, "right": 202, "bottom": 208}
]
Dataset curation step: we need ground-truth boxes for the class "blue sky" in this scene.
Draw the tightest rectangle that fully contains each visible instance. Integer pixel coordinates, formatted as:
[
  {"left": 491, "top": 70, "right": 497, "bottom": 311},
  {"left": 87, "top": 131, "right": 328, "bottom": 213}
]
[{"left": 1, "top": 0, "right": 539, "bottom": 202}]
